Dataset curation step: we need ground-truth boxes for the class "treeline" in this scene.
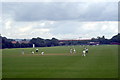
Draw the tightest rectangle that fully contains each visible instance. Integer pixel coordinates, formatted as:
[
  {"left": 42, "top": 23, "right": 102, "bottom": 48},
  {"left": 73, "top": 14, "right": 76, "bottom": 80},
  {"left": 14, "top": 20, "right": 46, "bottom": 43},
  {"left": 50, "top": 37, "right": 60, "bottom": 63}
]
[
  {"left": 30, "top": 37, "right": 59, "bottom": 47},
  {"left": 92, "top": 33, "right": 120, "bottom": 44},
  {"left": 0, "top": 33, "right": 120, "bottom": 49},
  {"left": 0, "top": 36, "right": 59, "bottom": 49}
]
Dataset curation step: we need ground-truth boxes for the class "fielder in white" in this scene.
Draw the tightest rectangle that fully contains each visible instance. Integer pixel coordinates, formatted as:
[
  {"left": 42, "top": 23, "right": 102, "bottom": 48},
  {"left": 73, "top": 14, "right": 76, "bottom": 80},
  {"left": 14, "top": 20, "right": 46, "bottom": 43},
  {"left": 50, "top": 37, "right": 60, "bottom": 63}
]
[
  {"left": 36, "top": 48, "right": 39, "bottom": 53},
  {"left": 85, "top": 48, "right": 88, "bottom": 54},
  {"left": 41, "top": 51, "right": 44, "bottom": 55},
  {"left": 70, "top": 48, "right": 72, "bottom": 54},
  {"left": 32, "top": 51, "right": 34, "bottom": 54},
  {"left": 73, "top": 48, "right": 76, "bottom": 54},
  {"left": 22, "top": 50, "right": 24, "bottom": 55},
  {"left": 82, "top": 50, "right": 86, "bottom": 56}
]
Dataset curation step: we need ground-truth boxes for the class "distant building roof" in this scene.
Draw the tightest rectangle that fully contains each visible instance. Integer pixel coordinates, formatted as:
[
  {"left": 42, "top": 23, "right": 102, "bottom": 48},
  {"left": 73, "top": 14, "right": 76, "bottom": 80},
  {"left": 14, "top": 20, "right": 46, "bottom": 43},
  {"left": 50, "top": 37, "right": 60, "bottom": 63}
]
[
  {"left": 89, "top": 42, "right": 100, "bottom": 43},
  {"left": 18, "top": 41, "right": 30, "bottom": 44},
  {"left": 11, "top": 41, "right": 17, "bottom": 44},
  {"left": 111, "top": 42, "right": 120, "bottom": 45},
  {"left": 59, "top": 39, "right": 91, "bottom": 42},
  {"left": 88, "top": 42, "right": 100, "bottom": 45}
]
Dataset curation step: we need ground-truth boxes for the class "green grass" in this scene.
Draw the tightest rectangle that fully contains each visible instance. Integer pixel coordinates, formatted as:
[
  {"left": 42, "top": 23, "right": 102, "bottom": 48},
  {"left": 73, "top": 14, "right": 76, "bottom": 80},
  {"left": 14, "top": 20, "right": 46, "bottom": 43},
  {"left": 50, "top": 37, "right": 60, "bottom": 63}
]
[{"left": 2, "top": 45, "right": 118, "bottom": 78}]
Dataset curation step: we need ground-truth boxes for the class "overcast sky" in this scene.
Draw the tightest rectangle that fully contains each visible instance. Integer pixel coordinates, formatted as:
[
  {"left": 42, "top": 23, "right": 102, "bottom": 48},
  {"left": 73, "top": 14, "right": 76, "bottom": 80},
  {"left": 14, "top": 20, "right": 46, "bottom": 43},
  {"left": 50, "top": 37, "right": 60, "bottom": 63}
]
[{"left": 1, "top": 1, "right": 118, "bottom": 39}]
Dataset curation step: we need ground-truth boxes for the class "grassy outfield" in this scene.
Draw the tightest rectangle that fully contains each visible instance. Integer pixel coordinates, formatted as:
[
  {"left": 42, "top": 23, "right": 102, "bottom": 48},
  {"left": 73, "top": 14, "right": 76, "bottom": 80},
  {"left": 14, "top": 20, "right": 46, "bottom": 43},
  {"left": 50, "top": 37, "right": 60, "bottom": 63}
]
[{"left": 2, "top": 45, "right": 118, "bottom": 78}]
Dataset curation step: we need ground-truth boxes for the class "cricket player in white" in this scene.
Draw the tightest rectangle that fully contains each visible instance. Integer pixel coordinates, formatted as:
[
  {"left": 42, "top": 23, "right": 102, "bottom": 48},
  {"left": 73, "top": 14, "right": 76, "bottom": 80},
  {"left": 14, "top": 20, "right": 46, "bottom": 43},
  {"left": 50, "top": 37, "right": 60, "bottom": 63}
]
[
  {"left": 36, "top": 48, "right": 39, "bottom": 53},
  {"left": 73, "top": 48, "right": 76, "bottom": 54},
  {"left": 85, "top": 48, "right": 88, "bottom": 54},
  {"left": 70, "top": 48, "right": 72, "bottom": 54},
  {"left": 33, "top": 44, "right": 35, "bottom": 48},
  {"left": 82, "top": 50, "right": 86, "bottom": 56},
  {"left": 22, "top": 50, "right": 24, "bottom": 55},
  {"left": 32, "top": 51, "right": 34, "bottom": 54},
  {"left": 41, "top": 51, "right": 44, "bottom": 55}
]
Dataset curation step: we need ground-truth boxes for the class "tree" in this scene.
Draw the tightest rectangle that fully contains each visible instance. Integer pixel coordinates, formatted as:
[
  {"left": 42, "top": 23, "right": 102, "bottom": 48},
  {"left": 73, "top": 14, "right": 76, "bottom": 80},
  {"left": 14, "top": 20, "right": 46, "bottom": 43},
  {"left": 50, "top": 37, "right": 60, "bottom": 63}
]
[
  {"left": 15, "top": 42, "right": 20, "bottom": 48},
  {"left": 91, "top": 36, "right": 110, "bottom": 44},
  {"left": 51, "top": 38, "right": 59, "bottom": 46},
  {"left": 30, "top": 37, "right": 46, "bottom": 47},
  {"left": 110, "top": 33, "right": 120, "bottom": 43},
  {"left": 2, "top": 37, "right": 13, "bottom": 48},
  {"left": 45, "top": 39, "right": 52, "bottom": 47}
]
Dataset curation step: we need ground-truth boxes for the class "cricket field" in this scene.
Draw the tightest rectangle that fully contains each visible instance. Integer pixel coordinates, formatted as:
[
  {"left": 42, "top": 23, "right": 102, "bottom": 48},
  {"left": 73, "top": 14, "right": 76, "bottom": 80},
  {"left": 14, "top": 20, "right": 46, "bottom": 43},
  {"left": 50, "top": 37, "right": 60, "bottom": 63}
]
[{"left": 2, "top": 45, "right": 118, "bottom": 78}]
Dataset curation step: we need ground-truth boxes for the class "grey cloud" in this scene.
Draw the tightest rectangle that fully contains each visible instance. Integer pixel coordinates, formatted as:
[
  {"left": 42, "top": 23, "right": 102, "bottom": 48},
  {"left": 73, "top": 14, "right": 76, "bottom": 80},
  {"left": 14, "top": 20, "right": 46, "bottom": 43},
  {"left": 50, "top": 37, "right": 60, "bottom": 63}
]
[
  {"left": 2, "top": 2, "right": 118, "bottom": 21},
  {"left": 78, "top": 2, "right": 118, "bottom": 21}
]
